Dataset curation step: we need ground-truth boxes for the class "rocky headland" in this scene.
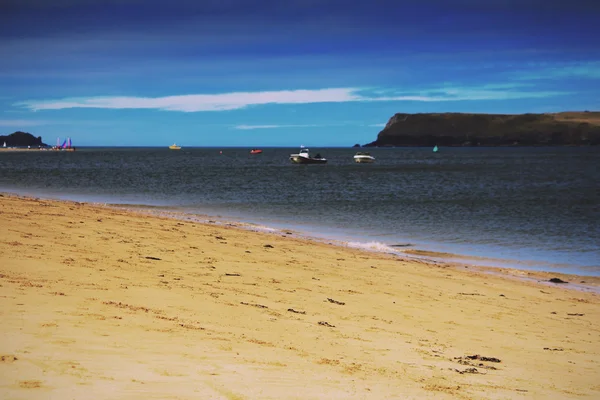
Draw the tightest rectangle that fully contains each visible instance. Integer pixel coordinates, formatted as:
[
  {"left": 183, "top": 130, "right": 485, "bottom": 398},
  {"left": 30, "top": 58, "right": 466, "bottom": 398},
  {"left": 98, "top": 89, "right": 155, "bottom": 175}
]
[
  {"left": 364, "top": 111, "right": 600, "bottom": 147},
  {"left": 0, "top": 131, "right": 47, "bottom": 147}
]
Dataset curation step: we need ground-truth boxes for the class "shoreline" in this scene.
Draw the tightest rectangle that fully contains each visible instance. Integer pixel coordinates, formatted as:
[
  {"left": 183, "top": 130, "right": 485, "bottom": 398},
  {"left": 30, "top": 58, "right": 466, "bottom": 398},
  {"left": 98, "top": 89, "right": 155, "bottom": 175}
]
[
  {"left": 0, "top": 148, "right": 51, "bottom": 152},
  {"left": 1, "top": 193, "right": 599, "bottom": 398},
  {"left": 1, "top": 190, "right": 599, "bottom": 286},
  {"left": 117, "top": 203, "right": 600, "bottom": 293}
]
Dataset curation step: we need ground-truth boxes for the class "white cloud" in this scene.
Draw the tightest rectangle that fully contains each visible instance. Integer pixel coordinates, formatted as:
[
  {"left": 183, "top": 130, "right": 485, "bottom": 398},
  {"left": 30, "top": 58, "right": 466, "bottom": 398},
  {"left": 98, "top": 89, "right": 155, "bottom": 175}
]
[
  {"left": 17, "top": 86, "right": 567, "bottom": 113},
  {"left": 19, "top": 89, "right": 361, "bottom": 112}
]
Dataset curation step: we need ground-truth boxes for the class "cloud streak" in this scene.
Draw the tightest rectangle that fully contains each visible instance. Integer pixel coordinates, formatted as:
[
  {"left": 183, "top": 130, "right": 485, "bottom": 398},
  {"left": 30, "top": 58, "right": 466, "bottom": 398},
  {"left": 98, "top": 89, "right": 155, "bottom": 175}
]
[
  {"left": 234, "top": 124, "right": 325, "bottom": 130},
  {"left": 515, "top": 61, "right": 600, "bottom": 80},
  {"left": 17, "top": 86, "right": 567, "bottom": 113},
  {"left": 0, "top": 119, "right": 50, "bottom": 127}
]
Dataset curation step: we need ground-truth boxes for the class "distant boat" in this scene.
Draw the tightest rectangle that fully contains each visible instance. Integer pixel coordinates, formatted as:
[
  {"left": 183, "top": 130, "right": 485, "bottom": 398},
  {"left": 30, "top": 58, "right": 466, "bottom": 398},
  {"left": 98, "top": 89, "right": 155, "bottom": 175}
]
[
  {"left": 433, "top": 145, "right": 439, "bottom": 153},
  {"left": 353, "top": 151, "right": 375, "bottom": 163},
  {"left": 52, "top": 137, "right": 75, "bottom": 151},
  {"left": 289, "top": 147, "right": 327, "bottom": 164},
  {"left": 64, "top": 137, "right": 75, "bottom": 151},
  {"left": 250, "top": 149, "right": 263, "bottom": 154},
  {"left": 2, "top": 142, "right": 6, "bottom": 148},
  {"left": 169, "top": 143, "right": 181, "bottom": 150}
]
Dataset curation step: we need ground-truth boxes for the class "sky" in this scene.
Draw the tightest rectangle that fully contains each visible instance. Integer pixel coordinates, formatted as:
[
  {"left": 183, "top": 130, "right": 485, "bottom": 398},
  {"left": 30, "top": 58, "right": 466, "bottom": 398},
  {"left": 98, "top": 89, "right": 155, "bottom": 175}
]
[{"left": 1, "top": 0, "right": 599, "bottom": 147}]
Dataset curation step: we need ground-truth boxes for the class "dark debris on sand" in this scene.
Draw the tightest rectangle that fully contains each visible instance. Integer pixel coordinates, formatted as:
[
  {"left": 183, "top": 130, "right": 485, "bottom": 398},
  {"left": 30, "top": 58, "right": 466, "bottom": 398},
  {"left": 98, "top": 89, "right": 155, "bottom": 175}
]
[
  {"left": 318, "top": 321, "right": 335, "bottom": 328},
  {"left": 240, "top": 302, "right": 268, "bottom": 309},
  {"left": 548, "top": 277, "right": 568, "bottom": 284},
  {"left": 327, "top": 298, "right": 345, "bottom": 305},
  {"left": 453, "top": 354, "right": 501, "bottom": 371}
]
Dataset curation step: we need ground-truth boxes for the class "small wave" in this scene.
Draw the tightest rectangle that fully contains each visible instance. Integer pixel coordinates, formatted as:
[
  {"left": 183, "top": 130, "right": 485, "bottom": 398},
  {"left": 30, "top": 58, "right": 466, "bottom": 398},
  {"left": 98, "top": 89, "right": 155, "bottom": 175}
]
[
  {"left": 236, "top": 223, "right": 279, "bottom": 233},
  {"left": 345, "top": 241, "right": 400, "bottom": 253}
]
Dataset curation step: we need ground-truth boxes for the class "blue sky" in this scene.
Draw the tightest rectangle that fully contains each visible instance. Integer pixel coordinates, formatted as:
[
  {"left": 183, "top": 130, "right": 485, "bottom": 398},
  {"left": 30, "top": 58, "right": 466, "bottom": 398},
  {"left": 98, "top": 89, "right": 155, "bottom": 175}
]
[{"left": 1, "top": 0, "right": 599, "bottom": 146}]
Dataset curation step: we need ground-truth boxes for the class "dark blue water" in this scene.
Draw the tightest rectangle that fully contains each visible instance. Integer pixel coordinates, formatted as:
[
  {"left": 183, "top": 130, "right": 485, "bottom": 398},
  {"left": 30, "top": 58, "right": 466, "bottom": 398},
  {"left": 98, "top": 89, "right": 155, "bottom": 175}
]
[{"left": 1, "top": 147, "right": 599, "bottom": 275}]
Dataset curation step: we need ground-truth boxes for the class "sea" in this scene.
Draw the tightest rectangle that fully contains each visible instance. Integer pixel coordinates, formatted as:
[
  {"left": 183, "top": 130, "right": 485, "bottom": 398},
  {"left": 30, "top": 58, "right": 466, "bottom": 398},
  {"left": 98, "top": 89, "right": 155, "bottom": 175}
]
[{"left": 1, "top": 146, "right": 599, "bottom": 277}]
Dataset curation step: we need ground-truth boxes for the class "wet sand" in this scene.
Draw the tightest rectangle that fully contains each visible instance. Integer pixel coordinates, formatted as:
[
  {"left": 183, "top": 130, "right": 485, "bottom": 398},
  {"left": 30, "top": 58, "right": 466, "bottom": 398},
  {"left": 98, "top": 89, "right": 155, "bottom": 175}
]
[{"left": 1, "top": 193, "right": 599, "bottom": 399}]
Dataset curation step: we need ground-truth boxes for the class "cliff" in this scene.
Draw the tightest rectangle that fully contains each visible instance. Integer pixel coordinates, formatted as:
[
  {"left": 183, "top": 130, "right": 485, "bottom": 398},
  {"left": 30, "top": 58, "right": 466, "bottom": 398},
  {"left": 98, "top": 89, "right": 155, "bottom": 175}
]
[
  {"left": 364, "top": 112, "right": 600, "bottom": 147},
  {"left": 0, "top": 131, "right": 47, "bottom": 147}
]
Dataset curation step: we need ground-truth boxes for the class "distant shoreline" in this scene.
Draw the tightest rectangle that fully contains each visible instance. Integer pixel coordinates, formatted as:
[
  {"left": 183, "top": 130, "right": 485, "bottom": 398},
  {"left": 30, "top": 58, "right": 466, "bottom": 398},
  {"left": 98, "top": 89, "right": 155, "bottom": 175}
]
[
  {"left": 0, "top": 148, "right": 52, "bottom": 152},
  {"left": 0, "top": 147, "right": 76, "bottom": 152}
]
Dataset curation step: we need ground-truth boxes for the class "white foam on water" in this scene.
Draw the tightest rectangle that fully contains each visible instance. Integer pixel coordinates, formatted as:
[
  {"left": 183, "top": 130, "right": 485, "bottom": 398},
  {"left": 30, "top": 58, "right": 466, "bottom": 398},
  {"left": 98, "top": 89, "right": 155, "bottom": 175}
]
[{"left": 345, "top": 241, "right": 400, "bottom": 254}]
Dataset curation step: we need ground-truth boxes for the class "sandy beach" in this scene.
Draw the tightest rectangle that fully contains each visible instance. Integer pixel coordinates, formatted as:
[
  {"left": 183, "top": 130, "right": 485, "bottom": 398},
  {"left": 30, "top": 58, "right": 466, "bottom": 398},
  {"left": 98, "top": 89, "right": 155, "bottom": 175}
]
[{"left": 1, "top": 194, "right": 599, "bottom": 399}]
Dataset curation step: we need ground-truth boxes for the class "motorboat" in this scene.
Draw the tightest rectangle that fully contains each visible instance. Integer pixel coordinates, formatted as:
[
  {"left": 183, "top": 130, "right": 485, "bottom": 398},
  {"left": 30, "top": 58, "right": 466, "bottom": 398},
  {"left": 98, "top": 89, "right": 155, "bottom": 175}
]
[
  {"left": 289, "top": 148, "right": 327, "bottom": 164},
  {"left": 169, "top": 143, "right": 181, "bottom": 150},
  {"left": 353, "top": 151, "right": 375, "bottom": 163},
  {"left": 250, "top": 149, "right": 263, "bottom": 154}
]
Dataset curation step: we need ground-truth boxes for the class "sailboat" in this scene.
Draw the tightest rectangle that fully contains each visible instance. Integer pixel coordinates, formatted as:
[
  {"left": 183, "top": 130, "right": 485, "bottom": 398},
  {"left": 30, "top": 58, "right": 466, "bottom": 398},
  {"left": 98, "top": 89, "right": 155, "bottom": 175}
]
[
  {"left": 64, "top": 137, "right": 75, "bottom": 151},
  {"left": 2, "top": 141, "right": 6, "bottom": 148},
  {"left": 433, "top": 145, "right": 439, "bottom": 153},
  {"left": 53, "top": 137, "right": 75, "bottom": 151}
]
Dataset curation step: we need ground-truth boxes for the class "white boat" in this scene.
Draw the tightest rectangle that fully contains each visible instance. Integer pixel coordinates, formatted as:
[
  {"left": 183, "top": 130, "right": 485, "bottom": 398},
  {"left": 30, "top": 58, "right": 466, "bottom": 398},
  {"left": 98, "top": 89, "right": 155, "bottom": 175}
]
[
  {"left": 2, "top": 142, "right": 6, "bottom": 148},
  {"left": 353, "top": 151, "right": 375, "bottom": 163},
  {"left": 289, "top": 147, "right": 327, "bottom": 164}
]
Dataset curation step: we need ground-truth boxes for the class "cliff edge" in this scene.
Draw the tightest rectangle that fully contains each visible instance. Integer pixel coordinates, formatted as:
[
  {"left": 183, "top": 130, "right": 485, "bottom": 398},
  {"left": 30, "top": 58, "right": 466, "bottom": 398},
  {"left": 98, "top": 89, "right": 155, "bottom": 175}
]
[{"left": 364, "top": 111, "right": 600, "bottom": 147}]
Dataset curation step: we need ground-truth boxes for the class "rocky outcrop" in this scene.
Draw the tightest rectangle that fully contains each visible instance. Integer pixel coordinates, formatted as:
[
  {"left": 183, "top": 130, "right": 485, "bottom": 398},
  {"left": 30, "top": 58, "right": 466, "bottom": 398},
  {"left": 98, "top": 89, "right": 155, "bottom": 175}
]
[
  {"left": 0, "top": 131, "right": 47, "bottom": 147},
  {"left": 363, "top": 112, "right": 600, "bottom": 147}
]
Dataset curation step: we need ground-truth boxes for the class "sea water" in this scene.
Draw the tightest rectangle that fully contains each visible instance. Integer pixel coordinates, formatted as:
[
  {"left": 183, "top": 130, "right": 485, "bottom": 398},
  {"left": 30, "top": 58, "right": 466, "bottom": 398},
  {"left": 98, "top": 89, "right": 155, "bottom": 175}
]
[{"left": 1, "top": 146, "right": 598, "bottom": 276}]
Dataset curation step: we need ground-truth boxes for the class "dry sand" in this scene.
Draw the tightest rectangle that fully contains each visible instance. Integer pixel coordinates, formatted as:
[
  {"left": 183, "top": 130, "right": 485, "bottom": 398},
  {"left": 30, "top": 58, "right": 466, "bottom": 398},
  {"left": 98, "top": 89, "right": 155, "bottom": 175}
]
[{"left": 1, "top": 194, "right": 599, "bottom": 399}]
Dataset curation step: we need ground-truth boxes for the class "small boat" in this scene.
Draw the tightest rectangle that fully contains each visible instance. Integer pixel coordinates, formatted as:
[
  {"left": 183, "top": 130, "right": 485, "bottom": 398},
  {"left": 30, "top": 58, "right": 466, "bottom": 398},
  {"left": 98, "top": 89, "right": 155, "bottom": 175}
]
[
  {"left": 289, "top": 148, "right": 327, "bottom": 164},
  {"left": 51, "top": 137, "right": 75, "bottom": 151},
  {"left": 64, "top": 137, "right": 76, "bottom": 151},
  {"left": 169, "top": 143, "right": 181, "bottom": 150},
  {"left": 353, "top": 151, "right": 375, "bottom": 163},
  {"left": 250, "top": 149, "right": 263, "bottom": 154},
  {"left": 433, "top": 145, "right": 439, "bottom": 153}
]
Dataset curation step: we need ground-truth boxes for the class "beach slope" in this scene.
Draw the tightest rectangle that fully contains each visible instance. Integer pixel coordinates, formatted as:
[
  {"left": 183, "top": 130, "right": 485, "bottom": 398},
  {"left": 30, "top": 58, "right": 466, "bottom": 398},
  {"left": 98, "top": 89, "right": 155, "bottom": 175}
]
[{"left": 1, "top": 194, "right": 599, "bottom": 399}]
